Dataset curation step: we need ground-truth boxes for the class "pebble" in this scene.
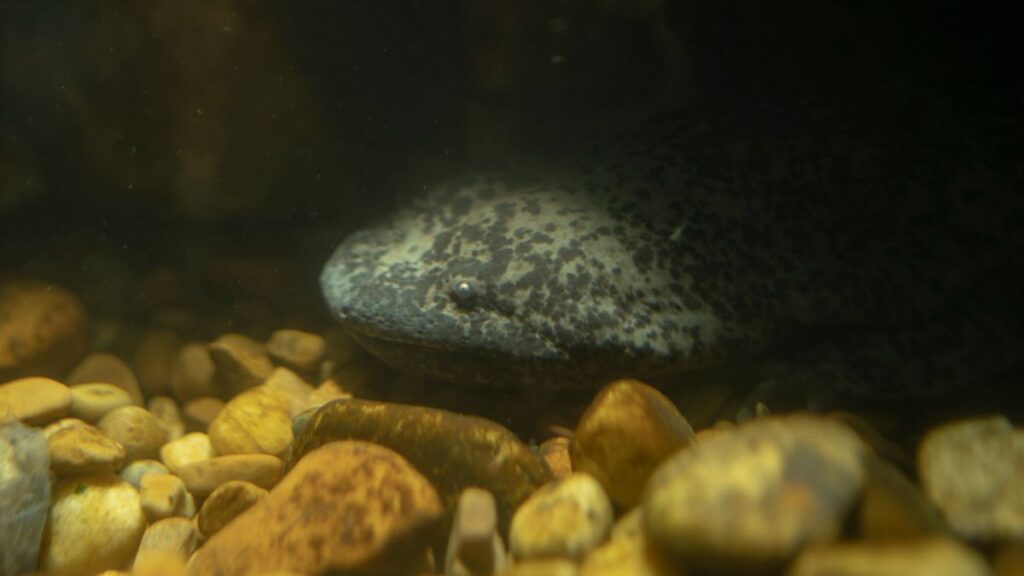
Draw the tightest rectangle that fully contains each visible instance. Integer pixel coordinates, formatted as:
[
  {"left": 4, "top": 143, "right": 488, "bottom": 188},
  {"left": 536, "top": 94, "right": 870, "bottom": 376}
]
[
  {"left": 119, "top": 459, "right": 170, "bottom": 488},
  {"left": 208, "top": 333, "right": 275, "bottom": 396},
  {"left": 46, "top": 418, "right": 126, "bottom": 476},
  {"left": 858, "top": 454, "right": 946, "bottom": 539},
  {"left": 0, "top": 376, "right": 72, "bottom": 425},
  {"left": 196, "top": 480, "right": 270, "bottom": 539},
  {"left": 788, "top": 537, "right": 993, "bottom": 576},
  {"left": 0, "top": 421, "right": 51, "bottom": 576},
  {"left": 510, "top": 472, "right": 614, "bottom": 562},
  {"left": 66, "top": 352, "right": 143, "bottom": 405},
  {"left": 132, "top": 328, "right": 182, "bottom": 398},
  {"left": 188, "top": 440, "right": 443, "bottom": 576},
  {"left": 571, "top": 379, "right": 696, "bottom": 509},
  {"left": 446, "top": 487, "right": 507, "bottom": 576},
  {"left": 265, "top": 328, "right": 325, "bottom": 372},
  {"left": 290, "top": 399, "right": 552, "bottom": 537},
  {"left": 643, "top": 414, "right": 866, "bottom": 573},
  {"left": 140, "top": 472, "right": 189, "bottom": 522},
  {"left": 98, "top": 405, "right": 170, "bottom": 462},
  {"left": 919, "top": 415, "right": 1024, "bottom": 541},
  {"left": 182, "top": 396, "right": 225, "bottom": 432},
  {"left": 305, "top": 379, "right": 351, "bottom": 409},
  {"left": 170, "top": 342, "right": 216, "bottom": 402},
  {"left": 539, "top": 436, "right": 573, "bottom": 480},
  {"left": 38, "top": 474, "right": 146, "bottom": 576},
  {"left": 0, "top": 278, "right": 89, "bottom": 381},
  {"left": 160, "top": 431, "right": 215, "bottom": 474},
  {"left": 147, "top": 395, "right": 186, "bottom": 439},
  {"left": 579, "top": 536, "right": 675, "bottom": 576},
  {"left": 498, "top": 559, "right": 579, "bottom": 576},
  {"left": 263, "top": 366, "right": 315, "bottom": 415},
  {"left": 68, "top": 382, "right": 134, "bottom": 423},
  {"left": 175, "top": 453, "right": 283, "bottom": 498},
  {"left": 208, "top": 385, "right": 294, "bottom": 457},
  {"left": 132, "top": 517, "right": 198, "bottom": 576}
]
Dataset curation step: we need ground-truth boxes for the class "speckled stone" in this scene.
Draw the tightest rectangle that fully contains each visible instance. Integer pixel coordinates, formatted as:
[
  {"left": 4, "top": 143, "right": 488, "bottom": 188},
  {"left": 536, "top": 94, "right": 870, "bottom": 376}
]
[
  {"left": 132, "top": 517, "right": 197, "bottom": 576},
  {"left": 160, "top": 432, "right": 215, "bottom": 474},
  {"left": 208, "top": 333, "right": 274, "bottom": 396},
  {"left": 571, "top": 379, "right": 696, "bottom": 509},
  {"left": 0, "top": 279, "right": 89, "bottom": 381},
  {"left": 643, "top": 414, "right": 866, "bottom": 573},
  {"left": 66, "top": 352, "right": 143, "bottom": 405},
  {"left": 265, "top": 329, "right": 325, "bottom": 372},
  {"left": 68, "top": 382, "right": 134, "bottom": 423},
  {"left": 188, "top": 441, "right": 443, "bottom": 576},
  {"left": 38, "top": 474, "right": 146, "bottom": 576},
  {"left": 98, "top": 405, "right": 169, "bottom": 463},
  {"left": 0, "top": 421, "right": 51, "bottom": 576},
  {"left": 46, "top": 419, "right": 126, "bottom": 477},
  {"left": 290, "top": 399, "right": 553, "bottom": 539},
  {"left": 446, "top": 487, "right": 507, "bottom": 576},
  {"left": 510, "top": 472, "right": 614, "bottom": 562},
  {"left": 919, "top": 415, "right": 1024, "bottom": 541},
  {"left": 170, "top": 342, "right": 216, "bottom": 402},
  {"left": 175, "top": 453, "right": 283, "bottom": 498},
  {"left": 196, "top": 480, "right": 269, "bottom": 539},
  {"left": 0, "top": 376, "right": 71, "bottom": 425},
  {"left": 789, "top": 537, "right": 993, "bottom": 576},
  {"left": 208, "top": 385, "right": 293, "bottom": 457}
]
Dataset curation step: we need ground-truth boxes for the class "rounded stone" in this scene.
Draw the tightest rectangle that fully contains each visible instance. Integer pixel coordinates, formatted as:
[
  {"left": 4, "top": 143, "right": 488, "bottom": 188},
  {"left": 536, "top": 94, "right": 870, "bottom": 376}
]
[
  {"left": 265, "top": 329, "right": 325, "bottom": 372},
  {"left": 0, "top": 376, "right": 71, "bottom": 425},
  {"left": 170, "top": 342, "right": 215, "bottom": 402},
  {"left": 262, "top": 367, "right": 315, "bottom": 417},
  {"left": 643, "top": 414, "right": 866, "bottom": 572},
  {"left": 98, "top": 405, "right": 170, "bottom": 463},
  {"left": 208, "top": 386, "right": 293, "bottom": 457},
  {"left": 510, "top": 472, "right": 614, "bottom": 562},
  {"left": 207, "top": 333, "right": 274, "bottom": 397},
  {"left": 187, "top": 441, "right": 443, "bottom": 576},
  {"left": 175, "top": 453, "right": 283, "bottom": 498},
  {"left": 46, "top": 419, "right": 126, "bottom": 477},
  {"left": 540, "top": 436, "right": 572, "bottom": 480},
  {"left": 38, "top": 474, "right": 146, "bottom": 576},
  {"left": 919, "top": 415, "right": 1024, "bottom": 541},
  {"left": 196, "top": 480, "right": 269, "bottom": 539},
  {"left": 789, "top": 537, "right": 992, "bottom": 576},
  {"left": 182, "top": 396, "right": 225, "bottom": 432},
  {"left": 0, "top": 279, "right": 89, "bottom": 381},
  {"left": 132, "top": 517, "right": 198, "bottom": 576},
  {"left": 571, "top": 379, "right": 696, "bottom": 509},
  {"left": 66, "top": 352, "right": 143, "bottom": 405},
  {"left": 140, "top": 472, "right": 188, "bottom": 522},
  {"left": 160, "top": 432, "right": 215, "bottom": 474},
  {"left": 69, "top": 383, "right": 134, "bottom": 423},
  {"left": 119, "top": 459, "right": 171, "bottom": 489},
  {"left": 147, "top": 396, "right": 186, "bottom": 440}
]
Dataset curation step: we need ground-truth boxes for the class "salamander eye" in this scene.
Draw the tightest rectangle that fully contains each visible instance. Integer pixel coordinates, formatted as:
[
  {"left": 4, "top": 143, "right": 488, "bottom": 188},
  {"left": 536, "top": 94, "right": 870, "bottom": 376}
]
[{"left": 450, "top": 279, "right": 476, "bottom": 309}]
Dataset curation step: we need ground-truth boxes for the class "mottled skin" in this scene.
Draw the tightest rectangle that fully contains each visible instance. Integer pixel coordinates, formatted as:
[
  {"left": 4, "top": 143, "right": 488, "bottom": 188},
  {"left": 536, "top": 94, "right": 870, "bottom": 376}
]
[{"left": 322, "top": 107, "right": 1021, "bottom": 400}]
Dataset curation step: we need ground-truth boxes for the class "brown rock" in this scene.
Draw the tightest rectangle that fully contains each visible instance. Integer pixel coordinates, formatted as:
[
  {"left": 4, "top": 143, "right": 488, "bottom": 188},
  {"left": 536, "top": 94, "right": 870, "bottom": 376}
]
[
  {"left": 0, "top": 278, "right": 89, "bottom": 381},
  {"left": 540, "top": 436, "right": 573, "bottom": 480},
  {"left": 182, "top": 396, "right": 224, "bottom": 432},
  {"left": 196, "top": 480, "right": 269, "bottom": 539},
  {"left": 995, "top": 542, "right": 1024, "bottom": 576},
  {"left": 510, "top": 472, "right": 613, "bottom": 562},
  {"left": 263, "top": 367, "right": 315, "bottom": 416},
  {"left": 159, "top": 432, "right": 215, "bottom": 474},
  {"left": 68, "top": 382, "right": 133, "bottom": 423},
  {"left": 188, "top": 441, "right": 444, "bottom": 576},
  {"left": 132, "top": 328, "right": 182, "bottom": 398},
  {"left": 175, "top": 453, "right": 283, "bottom": 498},
  {"left": 571, "top": 379, "right": 695, "bottom": 509},
  {"left": 290, "top": 399, "right": 553, "bottom": 538},
  {"left": 208, "top": 386, "right": 293, "bottom": 457},
  {"left": 0, "top": 376, "right": 71, "bottom": 425},
  {"left": 208, "top": 333, "right": 274, "bottom": 396},
  {"left": 140, "top": 472, "right": 189, "bottom": 522},
  {"left": 46, "top": 419, "right": 126, "bottom": 476},
  {"left": 789, "top": 537, "right": 992, "bottom": 576},
  {"left": 858, "top": 455, "right": 946, "bottom": 540},
  {"left": 66, "top": 352, "right": 143, "bottom": 405},
  {"left": 265, "top": 329, "right": 325, "bottom": 372},
  {"left": 147, "top": 396, "right": 186, "bottom": 439},
  {"left": 98, "top": 405, "right": 170, "bottom": 462},
  {"left": 169, "top": 342, "right": 215, "bottom": 402}
]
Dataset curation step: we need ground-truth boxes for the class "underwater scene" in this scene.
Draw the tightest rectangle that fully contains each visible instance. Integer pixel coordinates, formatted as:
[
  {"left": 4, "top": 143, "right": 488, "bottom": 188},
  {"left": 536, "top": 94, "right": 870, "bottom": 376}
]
[{"left": 1, "top": 2, "right": 1021, "bottom": 575}]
